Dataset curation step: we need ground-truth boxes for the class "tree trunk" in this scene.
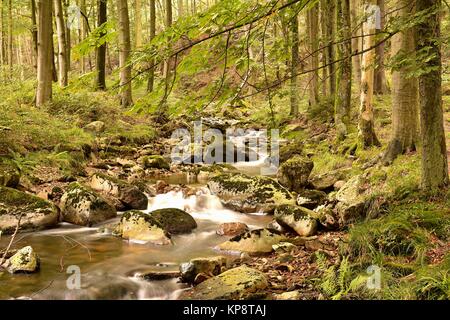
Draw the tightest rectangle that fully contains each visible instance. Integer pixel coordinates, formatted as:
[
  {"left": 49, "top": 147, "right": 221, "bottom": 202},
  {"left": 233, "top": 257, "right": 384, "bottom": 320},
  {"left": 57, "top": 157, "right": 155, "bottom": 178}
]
[
  {"left": 54, "top": 0, "right": 68, "bottom": 87},
  {"left": 373, "top": 0, "right": 387, "bottom": 94},
  {"left": 358, "top": 0, "right": 380, "bottom": 148},
  {"left": 7, "top": 0, "right": 12, "bottom": 73},
  {"left": 351, "top": 0, "right": 362, "bottom": 92},
  {"left": 117, "top": 0, "right": 132, "bottom": 107},
  {"left": 80, "top": 0, "right": 87, "bottom": 73},
  {"left": 147, "top": 0, "right": 156, "bottom": 92},
  {"left": 177, "top": 0, "right": 183, "bottom": 18},
  {"left": 96, "top": 0, "right": 107, "bottom": 90},
  {"left": 383, "top": 0, "right": 418, "bottom": 164},
  {"left": 31, "top": 0, "right": 38, "bottom": 70},
  {"left": 36, "top": 0, "right": 53, "bottom": 106},
  {"left": 319, "top": 0, "right": 329, "bottom": 97},
  {"left": 0, "top": 0, "right": 3, "bottom": 66},
  {"left": 163, "top": 0, "right": 172, "bottom": 80},
  {"left": 416, "top": 0, "right": 449, "bottom": 189},
  {"left": 334, "top": 0, "right": 352, "bottom": 140},
  {"left": 135, "top": 0, "right": 142, "bottom": 48},
  {"left": 63, "top": 0, "right": 71, "bottom": 71},
  {"left": 327, "top": 0, "right": 336, "bottom": 99},
  {"left": 290, "top": 13, "right": 299, "bottom": 116},
  {"left": 306, "top": 4, "right": 319, "bottom": 109}
]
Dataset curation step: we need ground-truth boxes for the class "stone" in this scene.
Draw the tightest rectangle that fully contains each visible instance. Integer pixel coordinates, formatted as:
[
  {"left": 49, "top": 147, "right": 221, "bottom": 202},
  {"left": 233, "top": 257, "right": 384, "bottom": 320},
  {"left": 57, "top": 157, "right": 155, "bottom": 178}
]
[
  {"left": 208, "top": 173, "right": 295, "bottom": 214},
  {"left": 272, "top": 242, "right": 297, "bottom": 253},
  {"left": 296, "top": 189, "right": 327, "bottom": 209},
  {"left": 274, "top": 290, "right": 301, "bottom": 300},
  {"left": 279, "top": 142, "right": 304, "bottom": 163},
  {"left": 179, "top": 256, "right": 227, "bottom": 284},
  {"left": 217, "top": 228, "right": 286, "bottom": 254},
  {"left": 84, "top": 121, "right": 105, "bottom": 133},
  {"left": 0, "top": 186, "right": 59, "bottom": 234},
  {"left": 149, "top": 208, "right": 197, "bottom": 234},
  {"left": 216, "top": 222, "right": 249, "bottom": 236},
  {"left": 183, "top": 266, "right": 268, "bottom": 300},
  {"left": 314, "top": 205, "right": 340, "bottom": 230},
  {"left": 139, "top": 155, "right": 170, "bottom": 170},
  {"left": 114, "top": 210, "right": 171, "bottom": 245},
  {"left": 0, "top": 160, "right": 20, "bottom": 188},
  {"left": 90, "top": 173, "right": 148, "bottom": 210},
  {"left": 310, "top": 168, "right": 350, "bottom": 191},
  {"left": 6, "top": 246, "right": 40, "bottom": 273},
  {"left": 60, "top": 182, "right": 117, "bottom": 227},
  {"left": 277, "top": 155, "right": 313, "bottom": 192},
  {"left": 266, "top": 220, "right": 287, "bottom": 233},
  {"left": 274, "top": 204, "right": 318, "bottom": 237}
]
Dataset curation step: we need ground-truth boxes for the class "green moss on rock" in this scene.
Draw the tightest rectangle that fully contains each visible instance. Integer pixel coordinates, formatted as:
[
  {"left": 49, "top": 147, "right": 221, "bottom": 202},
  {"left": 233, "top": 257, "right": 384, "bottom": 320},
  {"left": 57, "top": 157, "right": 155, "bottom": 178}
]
[{"left": 149, "top": 208, "right": 197, "bottom": 234}]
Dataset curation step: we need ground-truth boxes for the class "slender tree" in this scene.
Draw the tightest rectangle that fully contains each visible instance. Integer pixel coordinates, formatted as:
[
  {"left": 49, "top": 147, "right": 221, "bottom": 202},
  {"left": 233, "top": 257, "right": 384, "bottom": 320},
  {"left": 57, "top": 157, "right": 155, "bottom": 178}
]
[
  {"left": 54, "top": 0, "right": 68, "bottom": 87},
  {"left": 117, "top": 0, "right": 132, "bottom": 106},
  {"left": 36, "top": 0, "right": 53, "bottom": 106},
  {"left": 334, "top": 0, "right": 352, "bottom": 140},
  {"left": 147, "top": 0, "right": 156, "bottom": 92},
  {"left": 351, "top": 0, "right": 362, "bottom": 91},
  {"left": 358, "top": 0, "right": 380, "bottom": 148},
  {"left": 290, "top": 12, "right": 299, "bottom": 116},
  {"left": 373, "top": 0, "right": 387, "bottom": 94},
  {"left": 306, "top": 3, "right": 319, "bottom": 109},
  {"left": 416, "top": 0, "right": 449, "bottom": 189},
  {"left": 383, "top": 0, "right": 418, "bottom": 163},
  {"left": 0, "top": 0, "right": 3, "bottom": 66},
  {"left": 31, "top": 0, "right": 38, "bottom": 70},
  {"left": 134, "top": 0, "right": 142, "bottom": 48},
  {"left": 7, "top": 0, "right": 12, "bottom": 73},
  {"left": 95, "top": 0, "right": 107, "bottom": 90}
]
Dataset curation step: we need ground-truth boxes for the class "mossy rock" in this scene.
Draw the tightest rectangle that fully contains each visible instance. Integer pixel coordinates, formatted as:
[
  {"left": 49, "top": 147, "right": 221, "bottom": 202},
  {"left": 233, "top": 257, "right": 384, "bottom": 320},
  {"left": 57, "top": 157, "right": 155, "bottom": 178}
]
[
  {"left": 310, "top": 168, "right": 350, "bottom": 191},
  {"left": 0, "top": 186, "right": 59, "bottom": 234},
  {"left": 279, "top": 142, "right": 304, "bottom": 163},
  {"left": 60, "top": 182, "right": 117, "bottom": 227},
  {"left": 296, "top": 189, "right": 327, "bottom": 209},
  {"left": 277, "top": 155, "right": 313, "bottom": 193},
  {"left": 208, "top": 173, "right": 295, "bottom": 213},
  {"left": 139, "top": 155, "right": 170, "bottom": 170},
  {"left": 90, "top": 173, "right": 147, "bottom": 210},
  {"left": 217, "top": 228, "right": 286, "bottom": 254},
  {"left": 115, "top": 210, "right": 171, "bottom": 245},
  {"left": 6, "top": 246, "right": 40, "bottom": 274},
  {"left": 180, "top": 256, "right": 227, "bottom": 284},
  {"left": 149, "top": 208, "right": 197, "bottom": 234},
  {"left": 0, "top": 159, "right": 20, "bottom": 188},
  {"left": 182, "top": 266, "right": 268, "bottom": 300},
  {"left": 274, "top": 204, "right": 318, "bottom": 237}
]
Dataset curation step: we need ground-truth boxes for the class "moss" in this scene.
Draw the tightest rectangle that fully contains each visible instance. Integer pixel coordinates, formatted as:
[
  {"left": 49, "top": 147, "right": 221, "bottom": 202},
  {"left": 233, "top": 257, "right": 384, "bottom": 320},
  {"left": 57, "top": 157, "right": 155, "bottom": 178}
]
[
  {"left": 0, "top": 186, "right": 55, "bottom": 214},
  {"left": 149, "top": 208, "right": 197, "bottom": 234},
  {"left": 140, "top": 155, "right": 170, "bottom": 170}
]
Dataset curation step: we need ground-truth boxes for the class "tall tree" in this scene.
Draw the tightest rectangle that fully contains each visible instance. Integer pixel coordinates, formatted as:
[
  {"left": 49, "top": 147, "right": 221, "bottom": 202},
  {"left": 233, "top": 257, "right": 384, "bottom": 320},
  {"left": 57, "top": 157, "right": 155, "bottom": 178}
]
[
  {"left": 134, "top": 0, "right": 142, "bottom": 48},
  {"left": 117, "top": 0, "right": 132, "bottom": 106},
  {"left": 80, "top": 0, "right": 87, "bottom": 73},
  {"left": 177, "top": 0, "right": 183, "bottom": 18},
  {"left": 327, "top": 0, "right": 336, "bottom": 99},
  {"left": 0, "top": 0, "right": 4, "bottom": 66},
  {"left": 306, "top": 3, "right": 319, "bottom": 109},
  {"left": 63, "top": 0, "right": 71, "bottom": 71},
  {"left": 31, "top": 0, "right": 38, "bottom": 70},
  {"left": 36, "top": 0, "right": 53, "bottom": 106},
  {"left": 334, "top": 0, "right": 352, "bottom": 140},
  {"left": 147, "top": 0, "right": 156, "bottom": 92},
  {"left": 382, "top": 0, "right": 418, "bottom": 164},
  {"left": 163, "top": 0, "right": 172, "bottom": 80},
  {"left": 373, "top": 0, "right": 387, "bottom": 94},
  {"left": 416, "top": 0, "right": 449, "bottom": 189},
  {"left": 290, "top": 12, "right": 299, "bottom": 116},
  {"left": 7, "top": 0, "right": 12, "bottom": 73},
  {"left": 358, "top": 0, "right": 380, "bottom": 148},
  {"left": 351, "top": 0, "right": 362, "bottom": 91},
  {"left": 54, "top": 0, "right": 68, "bottom": 87},
  {"left": 95, "top": 0, "right": 107, "bottom": 90}
]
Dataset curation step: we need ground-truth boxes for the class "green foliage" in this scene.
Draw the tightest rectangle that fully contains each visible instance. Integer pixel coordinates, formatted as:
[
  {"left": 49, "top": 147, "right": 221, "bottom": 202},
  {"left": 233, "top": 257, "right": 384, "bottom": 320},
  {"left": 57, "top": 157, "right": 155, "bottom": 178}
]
[{"left": 72, "top": 21, "right": 117, "bottom": 60}]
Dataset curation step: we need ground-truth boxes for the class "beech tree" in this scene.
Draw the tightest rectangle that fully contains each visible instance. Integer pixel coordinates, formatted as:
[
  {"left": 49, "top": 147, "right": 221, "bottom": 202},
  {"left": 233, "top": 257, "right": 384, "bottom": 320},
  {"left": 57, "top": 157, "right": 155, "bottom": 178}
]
[
  {"left": 36, "top": 0, "right": 53, "bottom": 106},
  {"left": 117, "top": 0, "right": 132, "bottom": 107},
  {"left": 54, "top": 0, "right": 68, "bottom": 87}
]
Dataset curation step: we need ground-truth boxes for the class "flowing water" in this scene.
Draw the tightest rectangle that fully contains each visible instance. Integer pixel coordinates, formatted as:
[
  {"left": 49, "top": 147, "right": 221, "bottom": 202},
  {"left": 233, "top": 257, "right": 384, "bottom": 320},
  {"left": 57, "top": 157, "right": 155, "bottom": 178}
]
[
  {"left": 0, "top": 129, "right": 275, "bottom": 300},
  {"left": 0, "top": 188, "right": 272, "bottom": 300}
]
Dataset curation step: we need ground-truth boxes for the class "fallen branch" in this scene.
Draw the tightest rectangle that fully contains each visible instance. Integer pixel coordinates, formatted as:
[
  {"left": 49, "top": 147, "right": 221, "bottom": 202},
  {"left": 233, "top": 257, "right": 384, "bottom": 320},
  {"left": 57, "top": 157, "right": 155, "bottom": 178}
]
[{"left": 0, "top": 213, "right": 24, "bottom": 268}]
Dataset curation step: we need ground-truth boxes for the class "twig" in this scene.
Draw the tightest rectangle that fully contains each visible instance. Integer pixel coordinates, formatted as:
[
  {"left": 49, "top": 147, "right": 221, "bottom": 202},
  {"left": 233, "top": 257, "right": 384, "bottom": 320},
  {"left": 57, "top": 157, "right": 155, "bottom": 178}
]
[{"left": 0, "top": 213, "right": 24, "bottom": 268}]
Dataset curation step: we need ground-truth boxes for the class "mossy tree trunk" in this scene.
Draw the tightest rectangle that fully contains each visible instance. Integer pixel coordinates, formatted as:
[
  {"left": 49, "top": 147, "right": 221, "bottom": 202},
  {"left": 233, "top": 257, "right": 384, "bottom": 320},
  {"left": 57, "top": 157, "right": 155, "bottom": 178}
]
[
  {"left": 358, "top": 0, "right": 380, "bottom": 148},
  {"left": 319, "top": 0, "right": 329, "bottom": 97},
  {"left": 383, "top": 0, "right": 418, "bottom": 164},
  {"left": 95, "top": 0, "right": 107, "bottom": 90},
  {"left": 416, "top": 0, "right": 449, "bottom": 189},
  {"left": 147, "top": 0, "right": 156, "bottom": 93},
  {"left": 334, "top": 0, "right": 352, "bottom": 140},
  {"left": 351, "top": 0, "right": 362, "bottom": 92},
  {"left": 54, "top": 0, "right": 68, "bottom": 87},
  {"left": 306, "top": 3, "right": 319, "bottom": 109},
  {"left": 31, "top": 0, "right": 38, "bottom": 70},
  {"left": 117, "top": 0, "right": 133, "bottom": 107},
  {"left": 36, "top": 0, "right": 53, "bottom": 106},
  {"left": 373, "top": 0, "right": 387, "bottom": 95},
  {"left": 290, "top": 12, "right": 299, "bottom": 117}
]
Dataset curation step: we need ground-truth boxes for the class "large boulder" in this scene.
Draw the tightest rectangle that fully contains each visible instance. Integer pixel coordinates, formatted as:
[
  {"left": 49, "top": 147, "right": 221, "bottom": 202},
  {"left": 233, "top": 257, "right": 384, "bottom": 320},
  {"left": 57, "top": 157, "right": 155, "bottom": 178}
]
[
  {"left": 4, "top": 246, "right": 40, "bottom": 274},
  {"left": 0, "top": 160, "right": 20, "bottom": 188},
  {"left": 277, "top": 155, "right": 313, "bottom": 192},
  {"left": 90, "top": 173, "right": 148, "bottom": 210},
  {"left": 216, "top": 222, "right": 249, "bottom": 236},
  {"left": 179, "top": 256, "right": 227, "bottom": 284},
  {"left": 274, "top": 204, "right": 318, "bottom": 237},
  {"left": 217, "top": 228, "right": 285, "bottom": 254},
  {"left": 182, "top": 266, "right": 268, "bottom": 300},
  {"left": 0, "top": 186, "right": 59, "bottom": 234},
  {"left": 114, "top": 210, "right": 171, "bottom": 245},
  {"left": 296, "top": 189, "right": 327, "bottom": 209},
  {"left": 60, "top": 182, "right": 117, "bottom": 227},
  {"left": 279, "top": 142, "right": 303, "bottom": 163},
  {"left": 310, "top": 168, "right": 350, "bottom": 191},
  {"left": 207, "top": 173, "right": 295, "bottom": 213},
  {"left": 149, "top": 208, "right": 197, "bottom": 234}
]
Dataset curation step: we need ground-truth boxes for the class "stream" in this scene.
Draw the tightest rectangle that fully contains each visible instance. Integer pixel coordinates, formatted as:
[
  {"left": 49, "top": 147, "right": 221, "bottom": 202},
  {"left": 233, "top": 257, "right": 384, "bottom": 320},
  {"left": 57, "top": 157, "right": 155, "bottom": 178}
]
[{"left": 0, "top": 130, "right": 275, "bottom": 300}]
